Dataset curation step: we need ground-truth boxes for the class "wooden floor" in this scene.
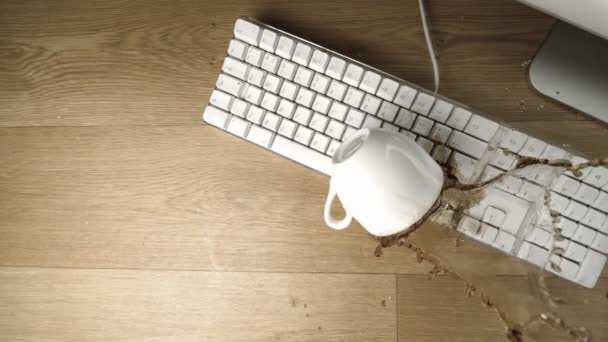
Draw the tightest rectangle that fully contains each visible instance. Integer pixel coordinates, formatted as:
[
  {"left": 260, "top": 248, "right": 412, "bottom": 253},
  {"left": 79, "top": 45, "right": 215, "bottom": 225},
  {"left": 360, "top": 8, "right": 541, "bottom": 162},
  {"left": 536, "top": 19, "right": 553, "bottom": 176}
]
[{"left": 1, "top": 0, "right": 607, "bottom": 341}]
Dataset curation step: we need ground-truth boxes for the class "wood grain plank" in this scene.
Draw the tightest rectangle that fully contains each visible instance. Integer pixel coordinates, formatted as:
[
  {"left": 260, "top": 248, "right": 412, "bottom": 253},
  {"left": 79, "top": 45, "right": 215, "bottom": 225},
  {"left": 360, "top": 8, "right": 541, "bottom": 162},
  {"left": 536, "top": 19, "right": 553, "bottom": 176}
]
[
  {"left": 1, "top": 0, "right": 592, "bottom": 127},
  {"left": 0, "top": 267, "right": 396, "bottom": 341},
  {"left": 1, "top": 124, "right": 606, "bottom": 274},
  {"left": 0, "top": 125, "right": 429, "bottom": 274},
  {"left": 397, "top": 275, "right": 608, "bottom": 342}
]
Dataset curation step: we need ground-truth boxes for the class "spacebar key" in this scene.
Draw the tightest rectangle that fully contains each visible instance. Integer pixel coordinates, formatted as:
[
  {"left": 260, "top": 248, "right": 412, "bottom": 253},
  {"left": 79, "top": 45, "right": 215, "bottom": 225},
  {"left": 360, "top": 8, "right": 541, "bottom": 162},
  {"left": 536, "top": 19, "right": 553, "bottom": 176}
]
[{"left": 271, "top": 136, "right": 332, "bottom": 175}]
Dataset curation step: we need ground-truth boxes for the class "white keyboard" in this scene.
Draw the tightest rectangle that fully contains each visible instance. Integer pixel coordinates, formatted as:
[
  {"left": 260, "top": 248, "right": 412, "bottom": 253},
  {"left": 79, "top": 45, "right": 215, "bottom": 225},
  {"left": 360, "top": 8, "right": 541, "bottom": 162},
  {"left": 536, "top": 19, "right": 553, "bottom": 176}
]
[{"left": 203, "top": 17, "right": 608, "bottom": 288}]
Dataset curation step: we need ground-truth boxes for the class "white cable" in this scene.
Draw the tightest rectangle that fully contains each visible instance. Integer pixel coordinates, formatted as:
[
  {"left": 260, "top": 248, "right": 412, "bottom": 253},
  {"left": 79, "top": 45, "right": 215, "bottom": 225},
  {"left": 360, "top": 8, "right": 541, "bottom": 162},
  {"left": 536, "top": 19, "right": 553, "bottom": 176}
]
[{"left": 417, "top": 0, "right": 440, "bottom": 93}]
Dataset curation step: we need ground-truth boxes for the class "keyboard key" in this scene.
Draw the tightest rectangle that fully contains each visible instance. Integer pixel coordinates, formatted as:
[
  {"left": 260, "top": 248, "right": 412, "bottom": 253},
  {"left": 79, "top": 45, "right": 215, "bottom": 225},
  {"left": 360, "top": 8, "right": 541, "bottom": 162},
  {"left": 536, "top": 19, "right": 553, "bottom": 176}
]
[
  {"left": 520, "top": 137, "right": 547, "bottom": 158},
  {"left": 540, "top": 145, "right": 568, "bottom": 160},
  {"left": 548, "top": 191, "right": 569, "bottom": 212},
  {"left": 457, "top": 216, "right": 481, "bottom": 236},
  {"left": 292, "top": 42, "right": 312, "bottom": 65},
  {"left": 246, "top": 125, "right": 274, "bottom": 148},
  {"left": 445, "top": 107, "right": 471, "bottom": 131},
  {"left": 293, "top": 106, "right": 312, "bottom": 125},
  {"left": 574, "top": 224, "right": 596, "bottom": 245},
  {"left": 245, "top": 46, "right": 264, "bottom": 66},
  {"left": 360, "top": 94, "right": 382, "bottom": 115},
  {"left": 394, "top": 109, "right": 417, "bottom": 129},
  {"left": 294, "top": 126, "right": 314, "bottom": 145},
  {"left": 278, "top": 119, "right": 297, "bottom": 138},
  {"left": 203, "top": 106, "right": 229, "bottom": 128},
  {"left": 230, "top": 98, "right": 249, "bottom": 117},
  {"left": 556, "top": 217, "right": 578, "bottom": 238},
  {"left": 343, "top": 126, "right": 358, "bottom": 140},
  {"left": 244, "top": 84, "right": 263, "bottom": 105},
  {"left": 584, "top": 167, "right": 608, "bottom": 188},
  {"left": 328, "top": 102, "right": 348, "bottom": 121},
  {"left": 310, "top": 112, "right": 329, "bottom": 132},
  {"left": 500, "top": 129, "right": 528, "bottom": 153},
  {"left": 277, "top": 60, "right": 297, "bottom": 80},
  {"left": 325, "top": 120, "right": 346, "bottom": 140},
  {"left": 432, "top": 145, "right": 452, "bottom": 164},
  {"left": 245, "top": 105, "right": 265, "bottom": 124},
  {"left": 310, "top": 73, "right": 330, "bottom": 93},
  {"left": 400, "top": 130, "right": 417, "bottom": 141},
  {"left": 483, "top": 206, "right": 506, "bottom": 227},
  {"left": 222, "top": 57, "right": 249, "bottom": 80},
  {"left": 382, "top": 122, "right": 399, "bottom": 132},
  {"left": 428, "top": 100, "right": 454, "bottom": 123},
  {"left": 271, "top": 135, "right": 331, "bottom": 175},
  {"left": 518, "top": 181, "right": 545, "bottom": 202},
  {"left": 591, "top": 233, "right": 608, "bottom": 253},
  {"left": 567, "top": 156, "right": 592, "bottom": 179},
  {"left": 416, "top": 137, "right": 434, "bottom": 154},
  {"left": 261, "top": 92, "right": 279, "bottom": 112},
  {"left": 559, "top": 258, "right": 580, "bottom": 280},
  {"left": 574, "top": 183, "right": 600, "bottom": 205},
  {"left": 217, "top": 74, "right": 245, "bottom": 97},
  {"left": 376, "top": 78, "right": 399, "bottom": 101},
  {"left": 393, "top": 85, "right": 417, "bottom": 108},
  {"left": 464, "top": 114, "right": 499, "bottom": 142},
  {"left": 521, "top": 165, "right": 554, "bottom": 187},
  {"left": 246, "top": 67, "right": 266, "bottom": 87},
  {"left": 517, "top": 242, "right": 549, "bottom": 267},
  {"left": 494, "top": 231, "right": 516, "bottom": 252},
  {"left": 564, "top": 200, "right": 588, "bottom": 222},
  {"left": 310, "top": 132, "right": 330, "bottom": 153},
  {"left": 411, "top": 92, "right": 435, "bottom": 115},
  {"left": 564, "top": 241, "right": 587, "bottom": 263},
  {"left": 326, "top": 140, "right": 341, "bottom": 157},
  {"left": 327, "top": 80, "right": 348, "bottom": 101},
  {"left": 362, "top": 115, "right": 382, "bottom": 129},
  {"left": 261, "top": 53, "right": 280, "bottom": 73},
  {"left": 227, "top": 116, "right": 250, "bottom": 137},
  {"left": 279, "top": 81, "right": 298, "bottom": 101},
  {"left": 489, "top": 150, "right": 516, "bottom": 171},
  {"left": 294, "top": 66, "right": 314, "bottom": 87},
  {"left": 447, "top": 131, "right": 487, "bottom": 159},
  {"left": 343, "top": 87, "right": 364, "bottom": 108},
  {"left": 295, "top": 88, "right": 314, "bottom": 107},
  {"left": 309, "top": 50, "right": 329, "bottom": 73},
  {"left": 342, "top": 64, "right": 364, "bottom": 86},
  {"left": 262, "top": 112, "right": 281, "bottom": 131},
  {"left": 276, "top": 99, "right": 296, "bottom": 118},
  {"left": 276, "top": 36, "right": 295, "bottom": 59},
  {"left": 496, "top": 175, "right": 523, "bottom": 194},
  {"left": 429, "top": 123, "right": 452, "bottom": 143},
  {"left": 593, "top": 192, "right": 608, "bottom": 213},
  {"left": 450, "top": 152, "right": 478, "bottom": 181},
  {"left": 359, "top": 71, "right": 381, "bottom": 93},
  {"left": 234, "top": 19, "right": 260, "bottom": 45},
  {"left": 377, "top": 102, "right": 399, "bottom": 122},
  {"left": 228, "top": 39, "right": 247, "bottom": 59},
  {"left": 576, "top": 249, "right": 606, "bottom": 288},
  {"left": 209, "top": 90, "right": 234, "bottom": 111},
  {"left": 326, "top": 57, "right": 346, "bottom": 79},
  {"left": 259, "top": 29, "right": 277, "bottom": 52},
  {"left": 312, "top": 95, "right": 331, "bottom": 114},
  {"left": 412, "top": 116, "right": 433, "bottom": 136},
  {"left": 345, "top": 108, "right": 365, "bottom": 128},
  {"left": 526, "top": 227, "right": 552, "bottom": 247},
  {"left": 263, "top": 74, "right": 282, "bottom": 93},
  {"left": 552, "top": 174, "right": 581, "bottom": 197}
]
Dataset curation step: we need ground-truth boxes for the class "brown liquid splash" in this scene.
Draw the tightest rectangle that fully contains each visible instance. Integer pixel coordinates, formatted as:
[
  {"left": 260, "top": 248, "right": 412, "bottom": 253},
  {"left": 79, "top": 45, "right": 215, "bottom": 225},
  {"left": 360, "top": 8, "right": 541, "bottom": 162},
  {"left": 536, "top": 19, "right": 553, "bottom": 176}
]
[{"left": 374, "top": 157, "right": 608, "bottom": 341}]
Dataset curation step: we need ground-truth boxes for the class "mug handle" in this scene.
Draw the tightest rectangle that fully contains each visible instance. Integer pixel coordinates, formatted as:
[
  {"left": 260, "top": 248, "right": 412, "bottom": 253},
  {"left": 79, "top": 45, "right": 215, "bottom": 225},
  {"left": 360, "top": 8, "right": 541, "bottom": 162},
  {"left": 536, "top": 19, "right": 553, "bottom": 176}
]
[{"left": 323, "top": 185, "right": 353, "bottom": 230}]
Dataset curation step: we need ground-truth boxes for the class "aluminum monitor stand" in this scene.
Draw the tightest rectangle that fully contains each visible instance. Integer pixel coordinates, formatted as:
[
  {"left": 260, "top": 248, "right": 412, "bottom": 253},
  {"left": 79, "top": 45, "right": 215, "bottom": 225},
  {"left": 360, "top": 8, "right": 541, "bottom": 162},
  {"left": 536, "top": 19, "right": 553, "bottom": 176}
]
[{"left": 529, "top": 21, "right": 608, "bottom": 124}]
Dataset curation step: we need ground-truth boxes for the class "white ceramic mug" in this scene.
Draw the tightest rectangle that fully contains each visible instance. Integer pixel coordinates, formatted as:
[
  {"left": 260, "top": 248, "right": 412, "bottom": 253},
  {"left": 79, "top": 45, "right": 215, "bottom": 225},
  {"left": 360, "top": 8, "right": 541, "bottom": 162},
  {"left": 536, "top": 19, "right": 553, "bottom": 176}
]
[{"left": 323, "top": 128, "right": 444, "bottom": 237}]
